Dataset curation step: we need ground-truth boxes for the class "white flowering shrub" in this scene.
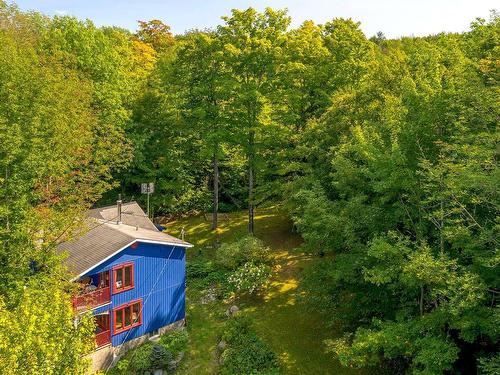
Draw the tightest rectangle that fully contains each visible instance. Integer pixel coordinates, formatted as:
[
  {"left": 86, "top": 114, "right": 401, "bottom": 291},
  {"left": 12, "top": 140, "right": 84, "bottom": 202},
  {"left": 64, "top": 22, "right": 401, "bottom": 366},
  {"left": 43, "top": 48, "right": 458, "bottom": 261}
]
[
  {"left": 216, "top": 236, "right": 270, "bottom": 270},
  {"left": 228, "top": 262, "right": 272, "bottom": 294}
]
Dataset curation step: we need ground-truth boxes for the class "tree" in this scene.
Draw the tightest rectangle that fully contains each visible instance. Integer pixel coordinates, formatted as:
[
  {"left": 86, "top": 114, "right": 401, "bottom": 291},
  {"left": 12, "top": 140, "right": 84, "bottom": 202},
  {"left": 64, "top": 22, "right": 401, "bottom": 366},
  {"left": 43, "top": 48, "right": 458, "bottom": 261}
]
[
  {"left": 217, "top": 8, "right": 290, "bottom": 233},
  {"left": 173, "top": 31, "right": 234, "bottom": 230},
  {"left": 136, "top": 19, "right": 175, "bottom": 52},
  {"left": 0, "top": 3, "right": 147, "bottom": 372},
  {"left": 289, "top": 14, "right": 500, "bottom": 372}
]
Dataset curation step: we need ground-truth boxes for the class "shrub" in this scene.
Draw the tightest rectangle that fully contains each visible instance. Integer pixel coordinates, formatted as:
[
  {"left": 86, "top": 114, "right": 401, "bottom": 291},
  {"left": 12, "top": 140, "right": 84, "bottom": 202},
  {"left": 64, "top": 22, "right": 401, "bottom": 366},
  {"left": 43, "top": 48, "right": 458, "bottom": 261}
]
[
  {"left": 112, "top": 342, "right": 173, "bottom": 374},
  {"left": 216, "top": 236, "right": 270, "bottom": 270},
  {"left": 159, "top": 328, "right": 189, "bottom": 357},
  {"left": 186, "top": 259, "right": 231, "bottom": 297},
  {"left": 187, "top": 260, "right": 217, "bottom": 279},
  {"left": 150, "top": 344, "right": 173, "bottom": 370},
  {"left": 221, "top": 315, "right": 253, "bottom": 344},
  {"left": 228, "top": 262, "right": 271, "bottom": 294},
  {"left": 219, "top": 316, "right": 280, "bottom": 375},
  {"left": 478, "top": 353, "right": 500, "bottom": 375},
  {"left": 114, "top": 359, "right": 130, "bottom": 373},
  {"left": 130, "top": 342, "right": 153, "bottom": 373}
]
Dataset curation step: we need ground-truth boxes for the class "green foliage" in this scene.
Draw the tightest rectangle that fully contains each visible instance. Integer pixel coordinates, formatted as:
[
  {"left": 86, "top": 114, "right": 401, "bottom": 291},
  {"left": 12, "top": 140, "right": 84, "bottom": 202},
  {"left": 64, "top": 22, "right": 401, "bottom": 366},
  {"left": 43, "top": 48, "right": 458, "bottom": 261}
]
[
  {"left": 159, "top": 328, "right": 189, "bottom": 357},
  {"left": 113, "top": 341, "right": 174, "bottom": 374},
  {"left": 111, "top": 329, "right": 188, "bottom": 374},
  {"left": 0, "top": 281, "right": 95, "bottom": 375},
  {"left": 216, "top": 236, "right": 270, "bottom": 270},
  {"left": 228, "top": 262, "right": 272, "bottom": 294},
  {"left": 0, "top": 2, "right": 148, "bottom": 373},
  {"left": 150, "top": 344, "right": 173, "bottom": 371},
  {"left": 219, "top": 316, "right": 280, "bottom": 375},
  {"left": 137, "top": 19, "right": 174, "bottom": 51},
  {"left": 478, "top": 353, "right": 500, "bottom": 375},
  {"left": 131, "top": 343, "right": 155, "bottom": 373},
  {"left": 290, "top": 10, "right": 500, "bottom": 373},
  {"left": 2, "top": 1, "right": 499, "bottom": 373},
  {"left": 187, "top": 260, "right": 219, "bottom": 279},
  {"left": 186, "top": 259, "right": 230, "bottom": 296}
]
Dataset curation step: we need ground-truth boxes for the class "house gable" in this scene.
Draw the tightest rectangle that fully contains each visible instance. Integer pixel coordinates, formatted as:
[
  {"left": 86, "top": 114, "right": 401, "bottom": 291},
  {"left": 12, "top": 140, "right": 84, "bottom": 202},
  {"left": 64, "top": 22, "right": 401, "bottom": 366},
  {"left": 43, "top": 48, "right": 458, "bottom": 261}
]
[{"left": 89, "top": 241, "right": 186, "bottom": 347}]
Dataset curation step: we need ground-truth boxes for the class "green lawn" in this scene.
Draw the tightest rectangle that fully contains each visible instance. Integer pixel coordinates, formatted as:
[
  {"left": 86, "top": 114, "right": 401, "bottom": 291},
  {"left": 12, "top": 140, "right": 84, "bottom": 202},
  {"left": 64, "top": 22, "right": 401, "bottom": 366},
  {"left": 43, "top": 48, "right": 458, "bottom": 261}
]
[{"left": 164, "top": 207, "right": 365, "bottom": 375}]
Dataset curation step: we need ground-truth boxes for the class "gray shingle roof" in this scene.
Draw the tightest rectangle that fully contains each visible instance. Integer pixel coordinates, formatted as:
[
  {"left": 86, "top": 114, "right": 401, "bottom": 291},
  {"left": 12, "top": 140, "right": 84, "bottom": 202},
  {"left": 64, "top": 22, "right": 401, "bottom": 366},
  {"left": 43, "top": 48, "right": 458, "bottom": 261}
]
[
  {"left": 87, "top": 202, "right": 158, "bottom": 231},
  {"left": 58, "top": 202, "right": 191, "bottom": 277}
]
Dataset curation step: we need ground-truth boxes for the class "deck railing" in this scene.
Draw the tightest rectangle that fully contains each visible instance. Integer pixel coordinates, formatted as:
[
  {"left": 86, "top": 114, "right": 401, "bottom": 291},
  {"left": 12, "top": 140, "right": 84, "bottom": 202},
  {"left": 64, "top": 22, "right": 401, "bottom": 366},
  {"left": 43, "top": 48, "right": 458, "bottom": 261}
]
[
  {"left": 95, "top": 329, "right": 111, "bottom": 348},
  {"left": 72, "top": 286, "right": 111, "bottom": 311}
]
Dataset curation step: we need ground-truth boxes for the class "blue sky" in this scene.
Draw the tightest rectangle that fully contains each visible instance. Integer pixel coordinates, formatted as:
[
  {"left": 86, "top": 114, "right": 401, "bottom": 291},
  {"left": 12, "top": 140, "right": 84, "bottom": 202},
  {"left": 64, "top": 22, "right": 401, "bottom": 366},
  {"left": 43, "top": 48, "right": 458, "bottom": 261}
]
[{"left": 13, "top": 0, "right": 498, "bottom": 38}]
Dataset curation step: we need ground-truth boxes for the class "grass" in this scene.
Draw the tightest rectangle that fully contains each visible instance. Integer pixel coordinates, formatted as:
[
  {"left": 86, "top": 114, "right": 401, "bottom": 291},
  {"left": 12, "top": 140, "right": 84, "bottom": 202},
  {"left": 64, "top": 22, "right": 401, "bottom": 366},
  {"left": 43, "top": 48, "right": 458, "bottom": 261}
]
[{"left": 164, "top": 206, "right": 366, "bottom": 375}]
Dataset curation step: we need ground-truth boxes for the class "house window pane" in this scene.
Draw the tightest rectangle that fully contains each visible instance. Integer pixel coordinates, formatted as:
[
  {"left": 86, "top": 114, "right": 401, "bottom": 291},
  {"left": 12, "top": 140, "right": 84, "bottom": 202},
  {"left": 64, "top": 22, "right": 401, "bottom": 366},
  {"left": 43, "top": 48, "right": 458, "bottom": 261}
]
[
  {"left": 132, "top": 303, "right": 140, "bottom": 323},
  {"left": 100, "top": 271, "right": 109, "bottom": 288},
  {"left": 115, "top": 269, "right": 123, "bottom": 289},
  {"left": 124, "top": 266, "right": 132, "bottom": 287},
  {"left": 115, "top": 310, "right": 123, "bottom": 330},
  {"left": 124, "top": 306, "right": 131, "bottom": 327}
]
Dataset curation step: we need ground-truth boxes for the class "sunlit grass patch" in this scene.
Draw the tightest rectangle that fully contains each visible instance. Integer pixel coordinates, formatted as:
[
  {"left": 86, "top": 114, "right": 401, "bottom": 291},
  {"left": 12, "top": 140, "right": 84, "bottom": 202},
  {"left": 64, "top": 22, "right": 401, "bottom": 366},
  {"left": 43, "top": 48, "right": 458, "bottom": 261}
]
[{"left": 167, "top": 207, "right": 366, "bottom": 375}]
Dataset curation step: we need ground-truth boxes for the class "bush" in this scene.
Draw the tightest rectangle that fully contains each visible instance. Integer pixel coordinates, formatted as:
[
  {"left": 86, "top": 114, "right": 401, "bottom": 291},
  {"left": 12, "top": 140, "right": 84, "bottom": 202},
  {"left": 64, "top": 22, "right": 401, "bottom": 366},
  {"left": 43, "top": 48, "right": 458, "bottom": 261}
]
[
  {"left": 159, "top": 328, "right": 189, "bottom": 357},
  {"left": 150, "top": 344, "right": 173, "bottom": 370},
  {"left": 112, "top": 342, "right": 173, "bottom": 374},
  {"left": 130, "top": 342, "right": 154, "bottom": 373},
  {"left": 228, "top": 262, "right": 271, "bottom": 294},
  {"left": 187, "top": 260, "right": 217, "bottom": 279},
  {"left": 216, "top": 236, "right": 270, "bottom": 270},
  {"left": 219, "top": 316, "right": 280, "bottom": 375},
  {"left": 187, "top": 259, "right": 231, "bottom": 297},
  {"left": 478, "top": 353, "right": 500, "bottom": 375}
]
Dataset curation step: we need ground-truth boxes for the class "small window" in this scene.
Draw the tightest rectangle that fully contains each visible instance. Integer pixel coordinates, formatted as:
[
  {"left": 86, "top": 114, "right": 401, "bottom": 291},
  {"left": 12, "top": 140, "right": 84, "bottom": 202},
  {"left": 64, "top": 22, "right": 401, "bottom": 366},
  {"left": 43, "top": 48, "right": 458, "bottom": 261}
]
[
  {"left": 99, "top": 271, "right": 110, "bottom": 288},
  {"left": 124, "top": 266, "right": 132, "bottom": 286},
  {"left": 112, "top": 263, "right": 134, "bottom": 294},
  {"left": 115, "top": 310, "right": 123, "bottom": 331},
  {"left": 132, "top": 303, "right": 140, "bottom": 321},
  {"left": 113, "top": 300, "right": 141, "bottom": 334},
  {"left": 124, "top": 306, "right": 131, "bottom": 326}
]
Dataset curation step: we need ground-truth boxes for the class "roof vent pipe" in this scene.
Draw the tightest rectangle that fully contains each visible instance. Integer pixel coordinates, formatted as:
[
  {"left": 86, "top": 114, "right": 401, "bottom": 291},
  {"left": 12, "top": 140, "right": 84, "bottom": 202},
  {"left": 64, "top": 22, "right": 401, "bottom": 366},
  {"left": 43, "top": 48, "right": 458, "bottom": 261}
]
[{"left": 117, "top": 194, "right": 122, "bottom": 224}]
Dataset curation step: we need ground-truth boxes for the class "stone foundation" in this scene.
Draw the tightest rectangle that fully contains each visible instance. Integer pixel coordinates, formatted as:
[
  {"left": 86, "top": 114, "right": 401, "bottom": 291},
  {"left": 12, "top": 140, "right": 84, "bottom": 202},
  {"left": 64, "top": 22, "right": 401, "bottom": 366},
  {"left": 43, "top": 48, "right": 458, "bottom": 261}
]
[{"left": 86, "top": 319, "right": 185, "bottom": 373}]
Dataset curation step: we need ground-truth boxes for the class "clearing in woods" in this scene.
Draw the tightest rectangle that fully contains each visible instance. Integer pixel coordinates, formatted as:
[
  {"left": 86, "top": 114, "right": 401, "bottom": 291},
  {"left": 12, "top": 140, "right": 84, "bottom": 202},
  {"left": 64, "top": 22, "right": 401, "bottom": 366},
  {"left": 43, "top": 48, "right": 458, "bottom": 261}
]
[{"left": 165, "top": 207, "right": 366, "bottom": 375}]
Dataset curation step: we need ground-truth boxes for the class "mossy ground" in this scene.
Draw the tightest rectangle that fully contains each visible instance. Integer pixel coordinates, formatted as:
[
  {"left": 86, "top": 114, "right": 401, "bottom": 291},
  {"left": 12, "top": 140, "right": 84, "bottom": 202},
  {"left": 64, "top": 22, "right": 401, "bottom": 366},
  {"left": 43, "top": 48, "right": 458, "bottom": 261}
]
[{"left": 165, "top": 207, "right": 365, "bottom": 375}]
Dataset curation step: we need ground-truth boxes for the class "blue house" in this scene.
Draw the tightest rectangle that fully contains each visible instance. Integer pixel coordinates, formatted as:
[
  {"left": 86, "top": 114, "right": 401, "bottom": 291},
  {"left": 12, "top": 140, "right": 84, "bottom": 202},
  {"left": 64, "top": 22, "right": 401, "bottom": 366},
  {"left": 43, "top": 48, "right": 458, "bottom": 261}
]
[{"left": 59, "top": 200, "right": 191, "bottom": 370}]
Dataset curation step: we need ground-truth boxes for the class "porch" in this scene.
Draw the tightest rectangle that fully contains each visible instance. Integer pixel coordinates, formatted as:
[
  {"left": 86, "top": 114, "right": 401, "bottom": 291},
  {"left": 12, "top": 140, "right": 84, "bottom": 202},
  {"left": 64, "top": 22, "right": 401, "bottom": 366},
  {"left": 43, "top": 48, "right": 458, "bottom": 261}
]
[
  {"left": 73, "top": 270, "right": 111, "bottom": 311},
  {"left": 95, "top": 313, "right": 111, "bottom": 348}
]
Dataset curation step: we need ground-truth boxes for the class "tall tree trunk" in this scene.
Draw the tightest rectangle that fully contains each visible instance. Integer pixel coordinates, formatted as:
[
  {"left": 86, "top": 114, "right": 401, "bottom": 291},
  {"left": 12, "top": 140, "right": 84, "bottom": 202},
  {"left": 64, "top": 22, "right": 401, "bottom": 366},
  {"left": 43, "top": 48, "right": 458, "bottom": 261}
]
[
  {"left": 212, "top": 152, "right": 219, "bottom": 231},
  {"left": 248, "top": 130, "right": 255, "bottom": 235}
]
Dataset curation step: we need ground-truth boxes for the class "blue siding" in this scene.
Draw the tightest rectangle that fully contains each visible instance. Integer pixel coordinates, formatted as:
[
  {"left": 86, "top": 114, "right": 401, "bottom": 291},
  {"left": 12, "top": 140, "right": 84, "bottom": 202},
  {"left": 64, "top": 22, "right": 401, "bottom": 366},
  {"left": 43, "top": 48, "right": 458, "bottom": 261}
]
[{"left": 84, "top": 242, "right": 186, "bottom": 347}]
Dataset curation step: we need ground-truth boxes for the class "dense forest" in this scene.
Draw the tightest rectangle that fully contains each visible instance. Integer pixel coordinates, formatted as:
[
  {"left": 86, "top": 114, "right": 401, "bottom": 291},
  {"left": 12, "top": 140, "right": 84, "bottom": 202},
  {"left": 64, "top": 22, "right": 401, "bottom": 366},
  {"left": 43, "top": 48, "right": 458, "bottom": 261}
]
[{"left": 0, "top": 0, "right": 498, "bottom": 373}]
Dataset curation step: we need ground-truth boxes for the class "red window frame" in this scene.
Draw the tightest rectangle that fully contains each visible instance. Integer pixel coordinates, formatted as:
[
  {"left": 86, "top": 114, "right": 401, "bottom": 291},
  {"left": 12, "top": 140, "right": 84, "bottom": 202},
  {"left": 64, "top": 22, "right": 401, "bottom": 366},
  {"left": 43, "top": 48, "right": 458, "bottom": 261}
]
[
  {"left": 112, "top": 262, "right": 134, "bottom": 294},
  {"left": 113, "top": 299, "right": 142, "bottom": 335}
]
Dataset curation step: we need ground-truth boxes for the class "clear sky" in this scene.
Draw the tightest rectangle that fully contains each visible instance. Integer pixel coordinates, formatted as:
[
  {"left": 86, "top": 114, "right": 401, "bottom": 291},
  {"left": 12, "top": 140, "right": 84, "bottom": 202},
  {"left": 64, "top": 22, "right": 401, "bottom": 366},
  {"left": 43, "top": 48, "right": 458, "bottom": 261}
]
[{"left": 12, "top": 0, "right": 498, "bottom": 38}]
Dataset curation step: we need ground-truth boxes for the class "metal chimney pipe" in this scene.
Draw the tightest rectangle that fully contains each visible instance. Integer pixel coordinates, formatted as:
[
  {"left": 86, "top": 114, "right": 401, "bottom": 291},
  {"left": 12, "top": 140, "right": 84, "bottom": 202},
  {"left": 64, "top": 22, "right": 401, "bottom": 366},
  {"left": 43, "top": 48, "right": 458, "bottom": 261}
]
[{"left": 117, "top": 194, "right": 122, "bottom": 224}]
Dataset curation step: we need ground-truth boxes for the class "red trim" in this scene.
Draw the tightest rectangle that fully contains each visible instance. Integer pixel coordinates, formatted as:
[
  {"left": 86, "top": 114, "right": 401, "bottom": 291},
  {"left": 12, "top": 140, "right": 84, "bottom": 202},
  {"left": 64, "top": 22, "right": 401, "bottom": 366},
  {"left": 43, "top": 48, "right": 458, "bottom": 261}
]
[
  {"left": 131, "top": 242, "right": 138, "bottom": 249},
  {"left": 112, "top": 262, "right": 134, "bottom": 294},
  {"left": 113, "top": 299, "right": 142, "bottom": 335}
]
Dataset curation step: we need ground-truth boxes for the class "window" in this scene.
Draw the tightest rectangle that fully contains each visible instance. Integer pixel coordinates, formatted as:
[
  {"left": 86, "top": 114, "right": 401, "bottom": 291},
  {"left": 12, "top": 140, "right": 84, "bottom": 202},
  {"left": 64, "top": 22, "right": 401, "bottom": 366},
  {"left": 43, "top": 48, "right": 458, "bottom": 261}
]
[
  {"left": 112, "top": 262, "right": 134, "bottom": 294},
  {"left": 98, "top": 271, "right": 110, "bottom": 288},
  {"left": 113, "top": 299, "right": 142, "bottom": 334},
  {"left": 95, "top": 314, "right": 110, "bottom": 332}
]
